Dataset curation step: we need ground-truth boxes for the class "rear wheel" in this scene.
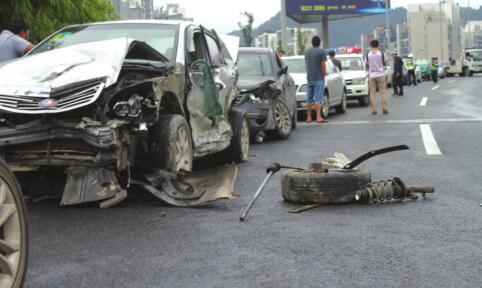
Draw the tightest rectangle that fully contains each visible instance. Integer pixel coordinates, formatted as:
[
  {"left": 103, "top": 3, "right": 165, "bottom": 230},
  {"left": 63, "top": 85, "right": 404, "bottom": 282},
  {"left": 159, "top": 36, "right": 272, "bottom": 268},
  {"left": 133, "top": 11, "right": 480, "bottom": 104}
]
[
  {"left": 225, "top": 110, "right": 249, "bottom": 162},
  {"left": 273, "top": 100, "right": 292, "bottom": 139},
  {"left": 150, "top": 114, "right": 193, "bottom": 172},
  {"left": 291, "top": 101, "right": 297, "bottom": 130},
  {"left": 0, "top": 157, "right": 28, "bottom": 288},
  {"left": 335, "top": 90, "right": 347, "bottom": 114}
]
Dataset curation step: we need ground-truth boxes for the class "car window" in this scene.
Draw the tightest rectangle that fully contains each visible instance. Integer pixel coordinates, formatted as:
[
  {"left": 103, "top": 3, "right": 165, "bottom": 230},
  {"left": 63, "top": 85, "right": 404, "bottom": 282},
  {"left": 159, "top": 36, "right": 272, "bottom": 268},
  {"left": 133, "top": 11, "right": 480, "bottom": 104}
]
[
  {"left": 205, "top": 35, "right": 223, "bottom": 67},
  {"left": 186, "top": 32, "right": 207, "bottom": 66},
  {"left": 237, "top": 52, "right": 274, "bottom": 77},
  {"left": 30, "top": 24, "right": 178, "bottom": 62},
  {"left": 283, "top": 58, "right": 305, "bottom": 74}
]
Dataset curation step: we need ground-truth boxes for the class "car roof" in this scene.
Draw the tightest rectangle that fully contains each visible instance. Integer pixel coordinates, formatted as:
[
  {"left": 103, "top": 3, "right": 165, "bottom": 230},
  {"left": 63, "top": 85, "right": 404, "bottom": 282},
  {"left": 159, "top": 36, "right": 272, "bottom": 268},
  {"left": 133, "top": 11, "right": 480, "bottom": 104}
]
[
  {"left": 67, "top": 20, "right": 199, "bottom": 30},
  {"left": 238, "top": 47, "right": 274, "bottom": 54}
]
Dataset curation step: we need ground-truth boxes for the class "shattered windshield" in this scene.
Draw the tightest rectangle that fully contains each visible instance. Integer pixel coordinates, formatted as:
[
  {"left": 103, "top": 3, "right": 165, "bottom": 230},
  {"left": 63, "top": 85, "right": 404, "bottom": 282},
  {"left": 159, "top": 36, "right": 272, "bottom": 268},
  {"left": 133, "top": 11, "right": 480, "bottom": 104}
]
[
  {"left": 237, "top": 52, "right": 274, "bottom": 77},
  {"left": 340, "top": 57, "right": 364, "bottom": 71},
  {"left": 30, "top": 23, "right": 178, "bottom": 62},
  {"left": 283, "top": 58, "right": 305, "bottom": 74}
]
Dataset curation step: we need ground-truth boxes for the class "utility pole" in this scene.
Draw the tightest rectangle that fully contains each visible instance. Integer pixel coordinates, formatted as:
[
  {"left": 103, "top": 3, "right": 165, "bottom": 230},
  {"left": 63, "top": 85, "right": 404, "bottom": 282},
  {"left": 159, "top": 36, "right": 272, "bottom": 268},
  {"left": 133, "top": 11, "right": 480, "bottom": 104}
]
[
  {"left": 385, "top": 0, "right": 391, "bottom": 56},
  {"left": 280, "top": 0, "right": 288, "bottom": 53},
  {"left": 439, "top": 0, "right": 445, "bottom": 61}
]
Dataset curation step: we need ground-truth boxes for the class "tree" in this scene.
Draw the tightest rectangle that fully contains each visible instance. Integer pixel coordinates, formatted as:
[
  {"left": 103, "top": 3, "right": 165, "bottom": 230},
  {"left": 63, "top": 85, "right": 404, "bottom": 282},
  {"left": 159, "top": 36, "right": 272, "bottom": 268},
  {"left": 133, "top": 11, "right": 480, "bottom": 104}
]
[
  {"left": 296, "top": 27, "right": 306, "bottom": 55},
  {"left": 238, "top": 12, "right": 254, "bottom": 47},
  {"left": 277, "top": 40, "right": 283, "bottom": 53},
  {"left": 154, "top": 6, "right": 169, "bottom": 20},
  {"left": 0, "top": 0, "right": 117, "bottom": 43}
]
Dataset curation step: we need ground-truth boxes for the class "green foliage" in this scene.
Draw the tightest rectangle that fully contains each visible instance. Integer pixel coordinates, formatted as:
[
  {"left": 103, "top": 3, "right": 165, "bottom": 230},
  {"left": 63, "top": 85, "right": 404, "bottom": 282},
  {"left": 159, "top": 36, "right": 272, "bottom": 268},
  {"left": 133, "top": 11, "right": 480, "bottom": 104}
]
[
  {"left": 0, "top": 0, "right": 117, "bottom": 43},
  {"left": 238, "top": 12, "right": 254, "bottom": 47},
  {"left": 277, "top": 40, "right": 283, "bottom": 52},
  {"left": 296, "top": 27, "right": 306, "bottom": 55}
]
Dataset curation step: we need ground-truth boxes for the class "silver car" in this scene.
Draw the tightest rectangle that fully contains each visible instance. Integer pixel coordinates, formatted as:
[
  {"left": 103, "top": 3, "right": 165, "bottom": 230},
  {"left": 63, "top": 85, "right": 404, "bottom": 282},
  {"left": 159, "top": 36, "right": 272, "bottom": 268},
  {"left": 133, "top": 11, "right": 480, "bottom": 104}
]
[{"left": 282, "top": 56, "right": 347, "bottom": 118}]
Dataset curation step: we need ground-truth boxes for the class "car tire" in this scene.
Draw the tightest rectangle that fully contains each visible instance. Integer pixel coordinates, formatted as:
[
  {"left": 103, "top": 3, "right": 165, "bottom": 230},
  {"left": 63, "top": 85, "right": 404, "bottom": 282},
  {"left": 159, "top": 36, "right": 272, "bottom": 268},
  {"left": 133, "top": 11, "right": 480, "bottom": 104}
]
[
  {"left": 281, "top": 168, "right": 372, "bottom": 204},
  {"left": 0, "top": 157, "right": 28, "bottom": 288},
  {"left": 225, "top": 110, "right": 250, "bottom": 163},
  {"left": 149, "top": 114, "right": 193, "bottom": 172},
  {"left": 359, "top": 95, "right": 369, "bottom": 107},
  {"left": 272, "top": 100, "right": 292, "bottom": 139},
  {"left": 291, "top": 101, "right": 297, "bottom": 130},
  {"left": 321, "top": 91, "right": 329, "bottom": 119},
  {"left": 335, "top": 90, "right": 347, "bottom": 114}
]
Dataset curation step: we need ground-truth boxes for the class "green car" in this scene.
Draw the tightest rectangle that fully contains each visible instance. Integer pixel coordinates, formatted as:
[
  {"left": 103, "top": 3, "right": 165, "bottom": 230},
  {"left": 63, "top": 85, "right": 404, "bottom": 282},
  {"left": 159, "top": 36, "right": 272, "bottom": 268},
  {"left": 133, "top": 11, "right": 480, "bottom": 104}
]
[{"left": 416, "top": 59, "right": 430, "bottom": 80}]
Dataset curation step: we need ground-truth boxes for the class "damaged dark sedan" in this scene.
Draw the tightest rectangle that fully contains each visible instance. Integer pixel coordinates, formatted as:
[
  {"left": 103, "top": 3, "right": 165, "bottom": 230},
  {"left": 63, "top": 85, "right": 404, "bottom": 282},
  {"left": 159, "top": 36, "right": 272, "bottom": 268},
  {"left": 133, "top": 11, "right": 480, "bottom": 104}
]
[
  {"left": 0, "top": 21, "right": 249, "bottom": 208},
  {"left": 234, "top": 48, "right": 296, "bottom": 142}
]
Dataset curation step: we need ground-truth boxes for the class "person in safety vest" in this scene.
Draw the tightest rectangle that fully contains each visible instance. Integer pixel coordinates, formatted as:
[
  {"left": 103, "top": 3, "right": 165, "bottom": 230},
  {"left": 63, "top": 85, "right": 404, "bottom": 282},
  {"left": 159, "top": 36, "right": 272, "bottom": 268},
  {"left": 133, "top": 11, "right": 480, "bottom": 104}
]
[
  {"left": 430, "top": 57, "right": 439, "bottom": 84},
  {"left": 406, "top": 54, "right": 417, "bottom": 86}
]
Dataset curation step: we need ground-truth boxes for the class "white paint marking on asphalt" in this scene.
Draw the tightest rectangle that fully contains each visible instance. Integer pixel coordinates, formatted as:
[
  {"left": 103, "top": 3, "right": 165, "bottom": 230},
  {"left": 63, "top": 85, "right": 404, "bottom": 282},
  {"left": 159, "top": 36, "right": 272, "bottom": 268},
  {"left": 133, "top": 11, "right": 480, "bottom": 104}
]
[
  {"left": 420, "top": 97, "right": 428, "bottom": 106},
  {"left": 431, "top": 85, "right": 440, "bottom": 90},
  {"left": 448, "top": 80, "right": 456, "bottom": 83},
  {"left": 298, "top": 118, "right": 482, "bottom": 126},
  {"left": 420, "top": 124, "right": 442, "bottom": 155}
]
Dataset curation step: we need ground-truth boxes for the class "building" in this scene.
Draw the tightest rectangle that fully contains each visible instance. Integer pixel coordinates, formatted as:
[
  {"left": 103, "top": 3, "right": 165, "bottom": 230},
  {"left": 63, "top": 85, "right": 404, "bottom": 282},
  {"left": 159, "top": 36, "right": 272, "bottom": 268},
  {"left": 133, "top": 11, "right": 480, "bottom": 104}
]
[
  {"left": 463, "top": 21, "right": 482, "bottom": 48},
  {"left": 110, "top": 0, "right": 154, "bottom": 20},
  {"left": 360, "top": 24, "right": 408, "bottom": 57},
  {"left": 407, "top": 1, "right": 462, "bottom": 61},
  {"left": 255, "top": 27, "right": 318, "bottom": 55}
]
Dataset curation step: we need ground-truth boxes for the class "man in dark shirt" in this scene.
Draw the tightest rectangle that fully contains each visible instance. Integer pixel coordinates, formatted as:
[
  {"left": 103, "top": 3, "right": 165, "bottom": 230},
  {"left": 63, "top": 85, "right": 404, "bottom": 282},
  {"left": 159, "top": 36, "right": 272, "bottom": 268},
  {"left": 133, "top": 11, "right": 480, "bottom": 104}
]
[
  {"left": 392, "top": 52, "right": 404, "bottom": 96},
  {"left": 304, "top": 36, "right": 327, "bottom": 123},
  {"left": 329, "top": 51, "right": 342, "bottom": 71}
]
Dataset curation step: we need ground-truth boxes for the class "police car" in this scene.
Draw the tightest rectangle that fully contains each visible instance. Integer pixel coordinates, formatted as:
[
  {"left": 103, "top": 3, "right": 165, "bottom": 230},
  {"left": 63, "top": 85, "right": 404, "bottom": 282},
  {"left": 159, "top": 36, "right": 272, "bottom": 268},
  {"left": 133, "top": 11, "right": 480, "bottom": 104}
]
[{"left": 337, "top": 53, "right": 370, "bottom": 106}]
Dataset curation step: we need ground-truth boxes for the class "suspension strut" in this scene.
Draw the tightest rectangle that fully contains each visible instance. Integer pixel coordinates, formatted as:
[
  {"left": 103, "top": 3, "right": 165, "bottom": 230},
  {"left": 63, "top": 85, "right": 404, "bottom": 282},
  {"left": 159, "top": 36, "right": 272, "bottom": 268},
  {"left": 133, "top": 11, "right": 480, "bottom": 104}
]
[{"left": 355, "top": 177, "right": 435, "bottom": 203}]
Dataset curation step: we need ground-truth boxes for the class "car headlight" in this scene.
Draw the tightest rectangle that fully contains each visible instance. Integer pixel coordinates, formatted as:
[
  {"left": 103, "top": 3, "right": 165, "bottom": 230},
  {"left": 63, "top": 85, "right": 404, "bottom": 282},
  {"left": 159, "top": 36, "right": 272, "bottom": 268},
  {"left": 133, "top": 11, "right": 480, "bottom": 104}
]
[{"left": 351, "top": 77, "right": 366, "bottom": 85}]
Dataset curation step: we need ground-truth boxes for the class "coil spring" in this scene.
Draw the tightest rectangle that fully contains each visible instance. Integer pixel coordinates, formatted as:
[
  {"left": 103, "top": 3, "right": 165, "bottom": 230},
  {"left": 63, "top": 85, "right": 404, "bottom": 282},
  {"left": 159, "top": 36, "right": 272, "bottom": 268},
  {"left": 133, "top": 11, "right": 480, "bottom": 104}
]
[{"left": 359, "top": 177, "right": 417, "bottom": 203}]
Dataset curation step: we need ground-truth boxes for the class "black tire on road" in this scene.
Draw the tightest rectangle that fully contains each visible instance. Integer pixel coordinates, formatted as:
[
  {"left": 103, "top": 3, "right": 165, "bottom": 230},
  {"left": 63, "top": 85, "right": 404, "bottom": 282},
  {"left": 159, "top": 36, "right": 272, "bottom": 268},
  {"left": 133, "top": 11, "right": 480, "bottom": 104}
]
[
  {"left": 225, "top": 110, "right": 250, "bottom": 163},
  {"left": 0, "top": 157, "right": 28, "bottom": 288},
  {"left": 359, "top": 95, "right": 369, "bottom": 107},
  {"left": 149, "top": 114, "right": 193, "bottom": 172},
  {"left": 281, "top": 168, "right": 372, "bottom": 204},
  {"left": 335, "top": 90, "right": 347, "bottom": 114},
  {"left": 272, "top": 100, "right": 292, "bottom": 139}
]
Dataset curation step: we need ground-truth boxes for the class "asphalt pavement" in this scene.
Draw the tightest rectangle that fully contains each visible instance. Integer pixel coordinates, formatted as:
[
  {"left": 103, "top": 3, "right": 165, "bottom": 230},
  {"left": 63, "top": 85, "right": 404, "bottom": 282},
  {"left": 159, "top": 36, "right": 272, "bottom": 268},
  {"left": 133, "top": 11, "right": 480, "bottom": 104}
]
[{"left": 24, "top": 75, "right": 482, "bottom": 288}]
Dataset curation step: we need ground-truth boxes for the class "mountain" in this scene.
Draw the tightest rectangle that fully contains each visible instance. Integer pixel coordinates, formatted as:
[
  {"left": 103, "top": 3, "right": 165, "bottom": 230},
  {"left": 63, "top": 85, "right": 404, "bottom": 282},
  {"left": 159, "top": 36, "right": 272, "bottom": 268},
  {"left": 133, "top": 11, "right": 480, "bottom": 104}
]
[{"left": 230, "top": 6, "right": 482, "bottom": 47}]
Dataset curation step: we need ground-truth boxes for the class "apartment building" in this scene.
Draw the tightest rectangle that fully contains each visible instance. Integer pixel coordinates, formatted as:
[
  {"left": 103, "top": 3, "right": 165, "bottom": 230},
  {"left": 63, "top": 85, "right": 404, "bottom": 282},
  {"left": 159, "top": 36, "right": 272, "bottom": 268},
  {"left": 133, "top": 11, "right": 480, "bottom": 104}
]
[{"left": 110, "top": 0, "right": 154, "bottom": 20}]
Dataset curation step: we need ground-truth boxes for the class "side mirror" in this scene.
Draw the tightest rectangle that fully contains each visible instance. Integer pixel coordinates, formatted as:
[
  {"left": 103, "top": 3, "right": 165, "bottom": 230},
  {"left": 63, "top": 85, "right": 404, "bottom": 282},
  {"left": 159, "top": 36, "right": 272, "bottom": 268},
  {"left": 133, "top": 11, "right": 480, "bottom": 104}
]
[{"left": 277, "top": 66, "right": 288, "bottom": 77}]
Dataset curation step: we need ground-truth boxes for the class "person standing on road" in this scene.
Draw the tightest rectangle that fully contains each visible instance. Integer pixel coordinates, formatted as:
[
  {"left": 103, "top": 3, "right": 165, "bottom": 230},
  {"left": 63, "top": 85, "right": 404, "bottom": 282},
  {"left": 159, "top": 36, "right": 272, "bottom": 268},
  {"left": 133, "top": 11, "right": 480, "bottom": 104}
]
[
  {"left": 329, "top": 51, "right": 342, "bottom": 71},
  {"left": 406, "top": 54, "right": 417, "bottom": 86},
  {"left": 0, "top": 20, "right": 34, "bottom": 62},
  {"left": 392, "top": 52, "right": 404, "bottom": 96},
  {"left": 366, "top": 39, "right": 388, "bottom": 115},
  {"left": 305, "top": 36, "right": 327, "bottom": 123},
  {"left": 431, "top": 57, "right": 439, "bottom": 84}
]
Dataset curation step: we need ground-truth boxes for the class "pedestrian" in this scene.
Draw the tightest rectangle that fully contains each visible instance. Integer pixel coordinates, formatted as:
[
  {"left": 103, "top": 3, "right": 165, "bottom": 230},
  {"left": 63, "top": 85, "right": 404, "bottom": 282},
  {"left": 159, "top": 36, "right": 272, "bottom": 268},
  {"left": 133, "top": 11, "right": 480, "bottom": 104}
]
[
  {"left": 366, "top": 39, "right": 388, "bottom": 115},
  {"left": 391, "top": 52, "right": 404, "bottom": 96},
  {"left": 278, "top": 50, "right": 286, "bottom": 58},
  {"left": 304, "top": 36, "right": 327, "bottom": 123},
  {"left": 406, "top": 54, "right": 417, "bottom": 86},
  {"left": 0, "top": 19, "right": 34, "bottom": 62},
  {"left": 430, "top": 57, "right": 439, "bottom": 84},
  {"left": 328, "top": 50, "right": 342, "bottom": 71}
]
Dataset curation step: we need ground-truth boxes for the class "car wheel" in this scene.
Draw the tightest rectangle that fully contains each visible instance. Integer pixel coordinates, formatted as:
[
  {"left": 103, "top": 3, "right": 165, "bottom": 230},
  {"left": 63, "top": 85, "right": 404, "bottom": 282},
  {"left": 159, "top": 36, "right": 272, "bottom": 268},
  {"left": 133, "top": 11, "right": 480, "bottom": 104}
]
[
  {"left": 335, "top": 90, "right": 347, "bottom": 114},
  {"left": 321, "top": 91, "right": 329, "bottom": 119},
  {"left": 0, "top": 157, "right": 28, "bottom": 288},
  {"left": 281, "top": 168, "right": 372, "bottom": 204},
  {"left": 291, "top": 101, "right": 297, "bottom": 130},
  {"left": 359, "top": 95, "right": 369, "bottom": 107},
  {"left": 272, "top": 100, "right": 292, "bottom": 139},
  {"left": 226, "top": 110, "right": 249, "bottom": 162},
  {"left": 150, "top": 114, "right": 193, "bottom": 172}
]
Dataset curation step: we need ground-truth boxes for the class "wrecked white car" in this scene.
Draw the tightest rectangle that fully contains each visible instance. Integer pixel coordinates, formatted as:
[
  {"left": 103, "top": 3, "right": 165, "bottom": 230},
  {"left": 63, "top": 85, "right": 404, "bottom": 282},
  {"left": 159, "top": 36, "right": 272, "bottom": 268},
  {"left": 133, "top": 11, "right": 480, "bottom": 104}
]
[{"left": 0, "top": 21, "right": 249, "bottom": 207}]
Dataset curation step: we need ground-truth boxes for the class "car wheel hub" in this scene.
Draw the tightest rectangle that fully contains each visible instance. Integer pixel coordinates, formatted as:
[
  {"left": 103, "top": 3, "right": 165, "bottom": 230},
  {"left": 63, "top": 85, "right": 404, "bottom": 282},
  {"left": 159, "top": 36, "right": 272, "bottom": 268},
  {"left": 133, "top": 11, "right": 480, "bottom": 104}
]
[
  {"left": 0, "top": 178, "right": 22, "bottom": 288},
  {"left": 174, "top": 126, "right": 192, "bottom": 172},
  {"left": 274, "top": 102, "right": 291, "bottom": 133}
]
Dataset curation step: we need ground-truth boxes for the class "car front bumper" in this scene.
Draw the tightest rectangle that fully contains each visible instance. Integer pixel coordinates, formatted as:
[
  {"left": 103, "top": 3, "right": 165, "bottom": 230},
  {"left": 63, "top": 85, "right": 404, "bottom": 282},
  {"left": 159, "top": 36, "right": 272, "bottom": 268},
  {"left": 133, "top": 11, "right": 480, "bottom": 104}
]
[{"left": 345, "top": 84, "right": 369, "bottom": 98}]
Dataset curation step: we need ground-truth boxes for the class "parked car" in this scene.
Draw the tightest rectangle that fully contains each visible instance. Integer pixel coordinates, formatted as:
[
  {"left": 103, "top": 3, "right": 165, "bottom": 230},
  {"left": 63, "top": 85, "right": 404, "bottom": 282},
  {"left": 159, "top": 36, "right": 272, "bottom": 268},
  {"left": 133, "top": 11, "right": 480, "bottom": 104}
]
[
  {"left": 438, "top": 61, "right": 449, "bottom": 79},
  {"left": 416, "top": 59, "right": 431, "bottom": 80},
  {"left": 337, "top": 53, "right": 369, "bottom": 106},
  {"left": 283, "top": 56, "right": 346, "bottom": 119},
  {"left": 0, "top": 157, "right": 28, "bottom": 288},
  {"left": 234, "top": 48, "right": 296, "bottom": 141},
  {"left": 0, "top": 20, "right": 249, "bottom": 207}
]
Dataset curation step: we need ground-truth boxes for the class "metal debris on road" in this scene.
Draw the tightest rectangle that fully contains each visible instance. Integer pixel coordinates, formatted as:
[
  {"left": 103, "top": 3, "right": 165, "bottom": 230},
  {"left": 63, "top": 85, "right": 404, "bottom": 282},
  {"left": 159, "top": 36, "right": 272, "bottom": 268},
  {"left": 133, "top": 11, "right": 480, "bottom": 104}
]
[{"left": 355, "top": 177, "right": 435, "bottom": 203}]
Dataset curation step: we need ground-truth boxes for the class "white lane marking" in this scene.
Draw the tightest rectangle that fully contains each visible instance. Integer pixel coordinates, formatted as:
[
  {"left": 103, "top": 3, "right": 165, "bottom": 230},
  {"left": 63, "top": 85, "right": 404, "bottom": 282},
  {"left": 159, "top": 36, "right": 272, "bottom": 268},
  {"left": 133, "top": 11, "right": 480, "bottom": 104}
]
[
  {"left": 298, "top": 118, "right": 482, "bottom": 126},
  {"left": 420, "top": 97, "right": 428, "bottom": 106},
  {"left": 431, "top": 85, "right": 440, "bottom": 90},
  {"left": 448, "top": 80, "right": 456, "bottom": 83},
  {"left": 420, "top": 124, "right": 442, "bottom": 155}
]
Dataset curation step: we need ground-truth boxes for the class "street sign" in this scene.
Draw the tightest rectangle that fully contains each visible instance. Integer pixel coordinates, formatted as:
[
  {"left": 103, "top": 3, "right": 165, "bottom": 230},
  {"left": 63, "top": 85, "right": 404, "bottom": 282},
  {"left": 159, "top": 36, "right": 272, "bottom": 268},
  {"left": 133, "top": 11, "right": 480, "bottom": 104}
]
[{"left": 286, "top": 0, "right": 389, "bottom": 15}]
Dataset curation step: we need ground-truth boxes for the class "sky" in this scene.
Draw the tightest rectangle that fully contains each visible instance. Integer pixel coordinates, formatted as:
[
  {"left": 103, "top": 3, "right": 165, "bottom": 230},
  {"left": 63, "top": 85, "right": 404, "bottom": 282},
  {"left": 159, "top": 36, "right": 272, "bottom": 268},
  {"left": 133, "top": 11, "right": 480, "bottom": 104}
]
[{"left": 153, "top": 0, "right": 482, "bottom": 34}]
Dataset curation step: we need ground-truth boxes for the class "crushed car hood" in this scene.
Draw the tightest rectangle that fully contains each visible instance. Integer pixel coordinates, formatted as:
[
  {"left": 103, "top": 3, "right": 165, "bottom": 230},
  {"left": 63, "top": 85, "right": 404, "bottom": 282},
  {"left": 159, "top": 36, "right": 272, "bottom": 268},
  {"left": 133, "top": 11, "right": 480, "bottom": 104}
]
[
  {"left": 238, "top": 76, "right": 275, "bottom": 91},
  {"left": 0, "top": 38, "right": 164, "bottom": 97}
]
